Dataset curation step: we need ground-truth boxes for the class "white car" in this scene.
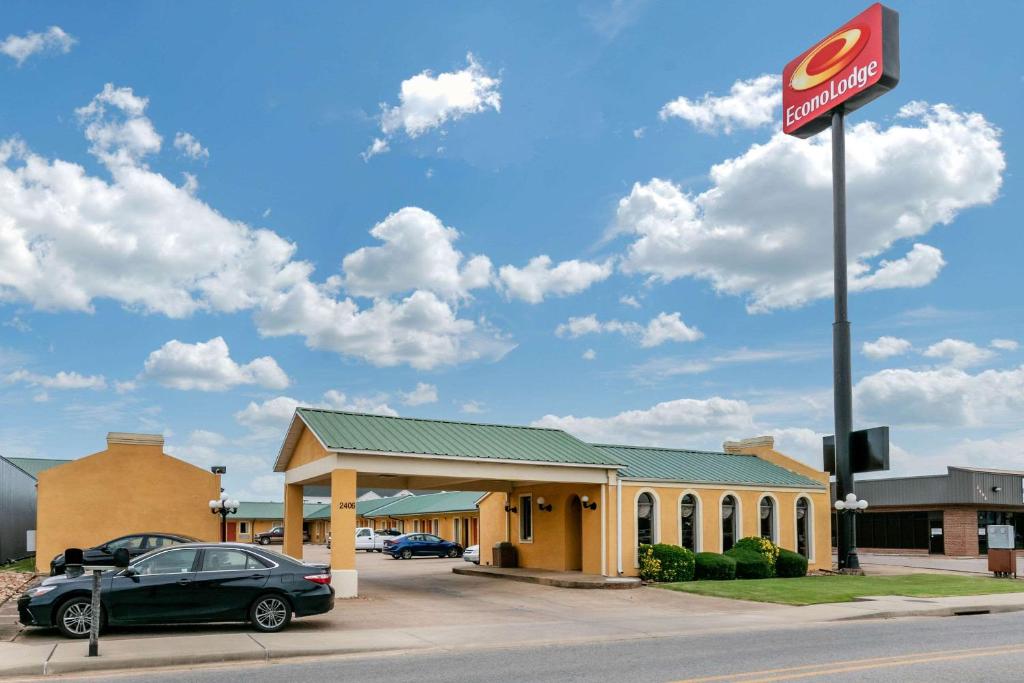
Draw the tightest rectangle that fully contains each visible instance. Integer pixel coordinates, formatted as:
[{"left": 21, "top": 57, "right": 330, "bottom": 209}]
[
  {"left": 355, "top": 527, "right": 402, "bottom": 552},
  {"left": 463, "top": 545, "right": 480, "bottom": 564}
]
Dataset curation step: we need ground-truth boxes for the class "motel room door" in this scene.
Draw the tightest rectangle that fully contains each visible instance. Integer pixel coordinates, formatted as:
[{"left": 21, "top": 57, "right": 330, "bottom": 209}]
[{"left": 225, "top": 522, "right": 237, "bottom": 542}]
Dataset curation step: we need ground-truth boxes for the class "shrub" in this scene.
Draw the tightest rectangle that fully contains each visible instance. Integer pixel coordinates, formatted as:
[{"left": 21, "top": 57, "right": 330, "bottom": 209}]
[
  {"left": 733, "top": 536, "right": 780, "bottom": 575},
  {"left": 776, "top": 548, "right": 809, "bottom": 578},
  {"left": 638, "top": 545, "right": 661, "bottom": 581},
  {"left": 725, "top": 548, "right": 773, "bottom": 579},
  {"left": 650, "top": 543, "right": 696, "bottom": 582},
  {"left": 694, "top": 552, "right": 736, "bottom": 580}
]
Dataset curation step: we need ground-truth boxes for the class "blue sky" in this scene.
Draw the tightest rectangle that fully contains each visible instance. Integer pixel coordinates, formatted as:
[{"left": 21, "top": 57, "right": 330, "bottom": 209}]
[{"left": 1, "top": 1, "right": 1021, "bottom": 500}]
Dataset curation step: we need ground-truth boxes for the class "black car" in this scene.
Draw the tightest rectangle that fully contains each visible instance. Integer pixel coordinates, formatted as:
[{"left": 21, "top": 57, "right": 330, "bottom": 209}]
[
  {"left": 50, "top": 533, "right": 198, "bottom": 575},
  {"left": 20, "top": 543, "right": 334, "bottom": 638}
]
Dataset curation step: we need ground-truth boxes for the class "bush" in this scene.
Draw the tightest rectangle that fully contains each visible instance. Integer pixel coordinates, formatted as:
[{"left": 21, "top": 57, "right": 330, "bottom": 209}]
[
  {"left": 650, "top": 544, "right": 696, "bottom": 582},
  {"left": 725, "top": 548, "right": 773, "bottom": 579},
  {"left": 694, "top": 552, "right": 736, "bottom": 580},
  {"left": 733, "top": 536, "right": 780, "bottom": 576},
  {"left": 638, "top": 545, "right": 661, "bottom": 581},
  {"left": 776, "top": 548, "right": 809, "bottom": 578}
]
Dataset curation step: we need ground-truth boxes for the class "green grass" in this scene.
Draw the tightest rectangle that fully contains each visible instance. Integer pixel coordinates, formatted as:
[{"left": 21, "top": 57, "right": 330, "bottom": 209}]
[
  {"left": 0, "top": 557, "right": 35, "bottom": 573},
  {"left": 658, "top": 574, "right": 1024, "bottom": 605}
]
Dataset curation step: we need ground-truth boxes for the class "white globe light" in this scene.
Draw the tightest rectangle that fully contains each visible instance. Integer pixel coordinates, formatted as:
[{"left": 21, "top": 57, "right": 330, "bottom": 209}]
[
  {"left": 581, "top": 496, "right": 590, "bottom": 504},
  {"left": 845, "top": 493, "right": 857, "bottom": 503},
  {"left": 229, "top": 499, "right": 240, "bottom": 509},
  {"left": 537, "top": 497, "right": 546, "bottom": 506},
  {"left": 209, "top": 500, "right": 219, "bottom": 509},
  {"left": 858, "top": 500, "right": 869, "bottom": 510},
  {"left": 834, "top": 500, "right": 845, "bottom": 510}
]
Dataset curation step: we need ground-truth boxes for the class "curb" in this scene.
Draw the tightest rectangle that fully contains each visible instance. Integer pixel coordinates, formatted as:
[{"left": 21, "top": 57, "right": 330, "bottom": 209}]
[{"left": 840, "top": 602, "right": 1024, "bottom": 621}]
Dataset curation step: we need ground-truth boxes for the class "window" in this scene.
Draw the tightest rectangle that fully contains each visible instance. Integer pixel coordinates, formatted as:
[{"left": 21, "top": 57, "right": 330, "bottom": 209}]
[
  {"left": 796, "top": 497, "right": 810, "bottom": 558},
  {"left": 760, "top": 497, "right": 776, "bottom": 542},
  {"left": 432, "top": 519, "right": 439, "bottom": 535},
  {"left": 424, "top": 535, "right": 441, "bottom": 543},
  {"left": 133, "top": 548, "right": 198, "bottom": 575},
  {"left": 721, "top": 495, "right": 738, "bottom": 552},
  {"left": 519, "top": 495, "right": 533, "bottom": 542},
  {"left": 637, "top": 492, "right": 655, "bottom": 547},
  {"left": 680, "top": 494, "right": 698, "bottom": 552},
  {"left": 357, "top": 528, "right": 371, "bottom": 537},
  {"left": 201, "top": 549, "right": 267, "bottom": 572},
  {"left": 239, "top": 522, "right": 249, "bottom": 535},
  {"left": 146, "top": 536, "right": 175, "bottom": 549},
  {"left": 108, "top": 536, "right": 145, "bottom": 552},
  {"left": 414, "top": 520, "right": 420, "bottom": 532}
]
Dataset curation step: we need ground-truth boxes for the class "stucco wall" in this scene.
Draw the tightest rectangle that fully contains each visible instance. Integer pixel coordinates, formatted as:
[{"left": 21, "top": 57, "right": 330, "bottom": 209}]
[
  {"left": 290, "top": 427, "right": 330, "bottom": 469},
  {"left": 35, "top": 440, "right": 221, "bottom": 571}
]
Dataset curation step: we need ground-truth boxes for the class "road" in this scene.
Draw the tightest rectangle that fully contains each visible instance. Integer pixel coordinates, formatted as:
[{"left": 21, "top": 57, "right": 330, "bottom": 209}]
[{"left": 61, "top": 611, "right": 1024, "bottom": 682}]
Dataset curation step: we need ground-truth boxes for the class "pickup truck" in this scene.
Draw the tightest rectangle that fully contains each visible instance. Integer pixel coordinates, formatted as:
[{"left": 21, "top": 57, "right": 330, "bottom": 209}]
[
  {"left": 254, "top": 526, "right": 310, "bottom": 545},
  {"left": 355, "top": 527, "right": 401, "bottom": 552}
]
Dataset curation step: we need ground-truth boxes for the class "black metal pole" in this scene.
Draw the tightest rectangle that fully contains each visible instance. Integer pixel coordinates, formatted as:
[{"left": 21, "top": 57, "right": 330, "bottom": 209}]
[
  {"left": 220, "top": 510, "right": 227, "bottom": 543},
  {"left": 831, "top": 108, "right": 858, "bottom": 571}
]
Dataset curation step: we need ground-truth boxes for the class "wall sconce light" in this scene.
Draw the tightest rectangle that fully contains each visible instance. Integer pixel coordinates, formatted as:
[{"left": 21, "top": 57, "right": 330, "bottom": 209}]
[
  {"left": 581, "top": 495, "right": 597, "bottom": 511},
  {"left": 504, "top": 505, "right": 518, "bottom": 513},
  {"left": 537, "top": 497, "right": 553, "bottom": 512},
  {"left": 993, "top": 486, "right": 1003, "bottom": 493}
]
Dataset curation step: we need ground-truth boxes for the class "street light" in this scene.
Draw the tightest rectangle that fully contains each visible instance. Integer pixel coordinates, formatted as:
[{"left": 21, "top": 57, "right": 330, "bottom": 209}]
[
  {"left": 834, "top": 493, "right": 868, "bottom": 571},
  {"left": 209, "top": 494, "right": 240, "bottom": 542}
]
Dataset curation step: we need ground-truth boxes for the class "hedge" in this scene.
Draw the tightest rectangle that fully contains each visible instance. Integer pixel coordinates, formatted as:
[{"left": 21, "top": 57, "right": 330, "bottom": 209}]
[
  {"left": 639, "top": 544, "right": 696, "bottom": 582},
  {"left": 725, "top": 548, "right": 773, "bottom": 579},
  {"left": 694, "top": 552, "right": 736, "bottom": 580},
  {"left": 775, "top": 548, "right": 809, "bottom": 578},
  {"left": 733, "top": 537, "right": 780, "bottom": 576}
]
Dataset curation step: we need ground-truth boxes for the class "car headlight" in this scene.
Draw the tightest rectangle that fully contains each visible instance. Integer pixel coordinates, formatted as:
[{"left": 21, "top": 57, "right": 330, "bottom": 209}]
[{"left": 28, "top": 585, "right": 57, "bottom": 598}]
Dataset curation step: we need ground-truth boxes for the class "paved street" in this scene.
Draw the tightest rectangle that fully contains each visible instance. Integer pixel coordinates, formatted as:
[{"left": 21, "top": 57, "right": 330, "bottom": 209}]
[{"left": 53, "top": 611, "right": 1024, "bottom": 682}]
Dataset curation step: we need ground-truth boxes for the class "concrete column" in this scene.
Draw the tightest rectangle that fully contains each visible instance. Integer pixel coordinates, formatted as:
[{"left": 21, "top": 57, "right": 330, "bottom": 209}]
[
  {"left": 330, "top": 468, "right": 358, "bottom": 597},
  {"left": 283, "top": 483, "right": 304, "bottom": 560}
]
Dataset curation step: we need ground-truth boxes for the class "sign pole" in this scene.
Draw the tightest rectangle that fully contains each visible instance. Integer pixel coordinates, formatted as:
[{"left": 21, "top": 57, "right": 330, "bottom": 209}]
[
  {"left": 88, "top": 569, "right": 101, "bottom": 656},
  {"left": 831, "top": 108, "right": 859, "bottom": 571}
]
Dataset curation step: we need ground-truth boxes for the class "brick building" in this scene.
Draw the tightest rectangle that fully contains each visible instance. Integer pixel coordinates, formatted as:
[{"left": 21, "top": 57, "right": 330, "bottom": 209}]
[{"left": 833, "top": 467, "right": 1024, "bottom": 557}]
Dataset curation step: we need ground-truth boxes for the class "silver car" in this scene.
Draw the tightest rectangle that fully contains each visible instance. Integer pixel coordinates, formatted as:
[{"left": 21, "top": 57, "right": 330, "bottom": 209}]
[{"left": 463, "top": 545, "right": 480, "bottom": 564}]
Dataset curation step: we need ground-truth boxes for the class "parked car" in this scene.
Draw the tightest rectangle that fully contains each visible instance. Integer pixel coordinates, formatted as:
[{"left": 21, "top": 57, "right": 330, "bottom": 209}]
[
  {"left": 355, "top": 527, "right": 402, "bottom": 552},
  {"left": 384, "top": 534, "right": 463, "bottom": 560},
  {"left": 254, "top": 526, "right": 310, "bottom": 545},
  {"left": 463, "top": 545, "right": 480, "bottom": 564},
  {"left": 49, "top": 533, "right": 198, "bottom": 576},
  {"left": 20, "top": 543, "right": 333, "bottom": 639}
]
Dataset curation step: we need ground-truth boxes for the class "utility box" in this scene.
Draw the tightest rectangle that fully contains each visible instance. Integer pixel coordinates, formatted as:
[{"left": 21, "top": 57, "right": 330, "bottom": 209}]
[
  {"left": 492, "top": 541, "right": 518, "bottom": 568},
  {"left": 987, "top": 525, "right": 1016, "bottom": 578}
]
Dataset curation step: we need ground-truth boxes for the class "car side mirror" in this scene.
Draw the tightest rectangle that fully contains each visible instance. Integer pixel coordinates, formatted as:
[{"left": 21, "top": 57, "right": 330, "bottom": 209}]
[{"left": 113, "top": 548, "right": 131, "bottom": 568}]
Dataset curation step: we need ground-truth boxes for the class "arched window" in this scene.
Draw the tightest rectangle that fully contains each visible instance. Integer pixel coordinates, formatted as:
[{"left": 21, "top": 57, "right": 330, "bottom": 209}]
[
  {"left": 796, "top": 497, "right": 811, "bottom": 558},
  {"left": 760, "top": 497, "right": 776, "bottom": 542},
  {"left": 637, "top": 492, "right": 655, "bottom": 547},
  {"left": 680, "top": 494, "right": 698, "bottom": 552},
  {"left": 721, "top": 495, "right": 738, "bottom": 552}
]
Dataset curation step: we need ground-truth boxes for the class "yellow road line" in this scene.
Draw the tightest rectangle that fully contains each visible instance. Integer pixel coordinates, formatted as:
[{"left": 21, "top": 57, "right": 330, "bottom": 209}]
[{"left": 672, "top": 642, "right": 1024, "bottom": 683}]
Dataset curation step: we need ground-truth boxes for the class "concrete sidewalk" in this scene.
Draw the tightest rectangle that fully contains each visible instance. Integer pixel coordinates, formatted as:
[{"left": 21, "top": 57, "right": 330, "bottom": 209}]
[{"left": 6, "top": 590, "right": 1024, "bottom": 679}]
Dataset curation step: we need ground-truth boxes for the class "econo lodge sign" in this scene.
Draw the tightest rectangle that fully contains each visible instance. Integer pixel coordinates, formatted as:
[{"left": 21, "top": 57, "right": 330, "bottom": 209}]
[{"left": 783, "top": 3, "right": 900, "bottom": 138}]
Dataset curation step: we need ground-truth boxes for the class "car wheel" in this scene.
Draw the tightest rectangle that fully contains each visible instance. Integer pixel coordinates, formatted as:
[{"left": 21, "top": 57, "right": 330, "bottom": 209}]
[
  {"left": 375, "top": 549, "right": 383, "bottom": 553},
  {"left": 56, "top": 597, "right": 102, "bottom": 639},
  {"left": 400, "top": 548, "right": 413, "bottom": 560},
  {"left": 259, "top": 537, "right": 270, "bottom": 545},
  {"left": 250, "top": 594, "right": 291, "bottom": 633},
  {"left": 446, "top": 547, "right": 459, "bottom": 558}
]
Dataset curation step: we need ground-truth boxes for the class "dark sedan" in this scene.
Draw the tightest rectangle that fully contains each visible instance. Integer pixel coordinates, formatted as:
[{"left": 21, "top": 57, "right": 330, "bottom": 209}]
[
  {"left": 50, "top": 533, "right": 198, "bottom": 575},
  {"left": 20, "top": 543, "right": 334, "bottom": 638},
  {"left": 384, "top": 533, "right": 463, "bottom": 559}
]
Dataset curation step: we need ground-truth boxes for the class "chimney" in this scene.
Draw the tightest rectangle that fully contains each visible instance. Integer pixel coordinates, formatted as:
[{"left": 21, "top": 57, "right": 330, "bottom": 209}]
[
  {"left": 723, "top": 436, "right": 774, "bottom": 454},
  {"left": 107, "top": 432, "right": 165, "bottom": 448}
]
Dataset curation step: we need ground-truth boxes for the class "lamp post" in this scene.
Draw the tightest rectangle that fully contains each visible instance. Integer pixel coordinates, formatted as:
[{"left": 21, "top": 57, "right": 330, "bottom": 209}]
[
  {"left": 834, "top": 493, "right": 868, "bottom": 571},
  {"left": 209, "top": 494, "right": 240, "bottom": 542}
]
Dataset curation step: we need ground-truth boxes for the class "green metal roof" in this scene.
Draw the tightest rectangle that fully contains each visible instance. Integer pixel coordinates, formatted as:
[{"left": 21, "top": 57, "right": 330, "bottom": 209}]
[
  {"left": 294, "top": 408, "right": 620, "bottom": 467},
  {"left": 3, "top": 457, "right": 72, "bottom": 479},
  {"left": 357, "top": 494, "right": 412, "bottom": 517},
  {"left": 595, "top": 445, "right": 824, "bottom": 489},
  {"left": 305, "top": 504, "right": 332, "bottom": 520},
  {"left": 227, "top": 502, "right": 328, "bottom": 520},
  {"left": 363, "top": 491, "right": 484, "bottom": 518}
]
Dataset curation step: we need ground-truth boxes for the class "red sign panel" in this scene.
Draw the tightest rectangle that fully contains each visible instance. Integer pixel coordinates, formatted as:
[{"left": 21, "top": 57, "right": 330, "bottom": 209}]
[{"left": 783, "top": 3, "right": 899, "bottom": 138}]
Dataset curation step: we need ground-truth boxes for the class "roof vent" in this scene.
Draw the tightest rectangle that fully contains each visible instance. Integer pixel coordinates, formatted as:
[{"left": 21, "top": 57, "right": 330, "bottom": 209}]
[
  {"left": 107, "top": 432, "right": 164, "bottom": 447},
  {"left": 723, "top": 436, "right": 774, "bottom": 454}
]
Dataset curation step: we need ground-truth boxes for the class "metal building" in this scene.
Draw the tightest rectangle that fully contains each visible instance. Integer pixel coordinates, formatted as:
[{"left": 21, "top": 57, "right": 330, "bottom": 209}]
[
  {"left": 832, "top": 466, "right": 1024, "bottom": 557},
  {"left": 0, "top": 456, "right": 69, "bottom": 563}
]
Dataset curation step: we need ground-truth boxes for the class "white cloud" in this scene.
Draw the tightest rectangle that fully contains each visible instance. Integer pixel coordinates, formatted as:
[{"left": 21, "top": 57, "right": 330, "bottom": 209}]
[
  {"left": 0, "top": 26, "right": 75, "bottom": 66},
  {"left": 400, "top": 382, "right": 438, "bottom": 406},
  {"left": 341, "top": 207, "right": 492, "bottom": 300},
  {"left": 76, "top": 84, "right": 163, "bottom": 166},
  {"left": 4, "top": 369, "right": 106, "bottom": 390},
  {"left": 555, "top": 312, "right": 701, "bottom": 347},
  {"left": 861, "top": 336, "right": 912, "bottom": 360},
  {"left": 582, "top": 348, "right": 597, "bottom": 361},
  {"left": 659, "top": 75, "right": 780, "bottom": 134},
  {"left": 498, "top": 256, "right": 612, "bottom": 304},
  {"left": 616, "top": 103, "right": 1005, "bottom": 312},
  {"left": 114, "top": 380, "right": 137, "bottom": 394},
  {"left": 461, "top": 400, "right": 485, "bottom": 414},
  {"left": 533, "top": 396, "right": 757, "bottom": 446},
  {"left": 619, "top": 295, "right": 641, "bottom": 308},
  {"left": 361, "top": 137, "right": 390, "bottom": 161},
  {"left": 143, "top": 337, "right": 290, "bottom": 391},
  {"left": 235, "top": 390, "right": 398, "bottom": 439},
  {"left": 632, "top": 127, "right": 645, "bottom": 139},
  {"left": 991, "top": 339, "right": 1019, "bottom": 351},
  {"left": 922, "top": 338, "right": 996, "bottom": 369},
  {"left": 855, "top": 365, "right": 1024, "bottom": 428},
  {"left": 173, "top": 132, "right": 209, "bottom": 160}
]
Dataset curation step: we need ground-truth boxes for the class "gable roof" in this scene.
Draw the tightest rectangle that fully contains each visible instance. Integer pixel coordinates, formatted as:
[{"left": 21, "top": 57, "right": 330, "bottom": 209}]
[
  {"left": 278, "top": 408, "right": 621, "bottom": 470},
  {"left": 227, "top": 501, "right": 328, "bottom": 520},
  {"left": 357, "top": 493, "right": 413, "bottom": 517},
  {"left": 595, "top": 444, "right": 825, "bottom": 489},
  {"left": 3, "top": 456, "right": 72, "bottom": 479},
  {"left": 363, "top": 491, "right": 484, "bottom": 518}
]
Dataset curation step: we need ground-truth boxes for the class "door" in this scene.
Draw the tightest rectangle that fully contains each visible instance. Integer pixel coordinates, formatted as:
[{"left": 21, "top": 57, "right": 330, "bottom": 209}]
[
  {"left": 226, "top": 522, "right": 237, "bottom": 542},
  {"left": 355, "top": 528, "right": 373, "bottom": 550},
  {"left": 928, "top": 512, "right": 944, "bottom": 554},
  {"left": 190, "top": 548, "right": 270, "bottom": 620},
  {"left": 106, "top": 548, "right": 199, "bottom": 624},
  {"left": 566, "top": 496, "right": 583, "bottom": 571}
]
